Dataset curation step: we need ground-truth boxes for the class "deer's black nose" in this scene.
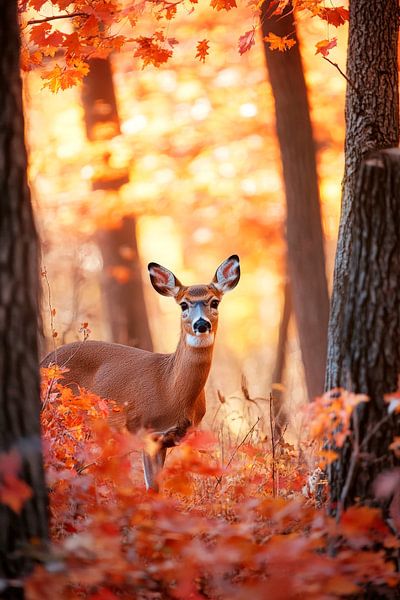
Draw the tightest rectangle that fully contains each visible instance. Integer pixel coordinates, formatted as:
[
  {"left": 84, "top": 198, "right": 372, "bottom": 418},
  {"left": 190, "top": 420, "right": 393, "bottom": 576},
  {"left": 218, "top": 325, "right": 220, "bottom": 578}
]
[{"left": 193, "top": 318, "right": 211, "bottom": 334}]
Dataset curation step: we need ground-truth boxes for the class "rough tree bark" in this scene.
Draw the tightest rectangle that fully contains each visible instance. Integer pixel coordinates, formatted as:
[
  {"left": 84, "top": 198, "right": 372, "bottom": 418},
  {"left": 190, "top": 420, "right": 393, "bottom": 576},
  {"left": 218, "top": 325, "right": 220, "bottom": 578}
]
[
  {"left": 325, "top": 0, "right": 399, "bottom": 390},
  {"left": 82, "top": 58, "right": 153, "bottom": 350},
  {"left": 325, "top": 0, "right": 399, "bottom": 514},
  {"left": 0, "top": 1, "right": 48, "bottom": 596},
  {"left": 261, "top": 1, "right": 330, "bottom": 401},
  {"left": 329, "top": 151, "right": 400, "bottom": 514}
]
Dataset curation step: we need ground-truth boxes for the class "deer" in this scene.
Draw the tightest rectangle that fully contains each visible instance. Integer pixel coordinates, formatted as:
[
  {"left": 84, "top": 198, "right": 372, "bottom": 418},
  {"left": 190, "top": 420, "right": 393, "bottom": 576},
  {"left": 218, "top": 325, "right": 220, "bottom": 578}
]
[{"left": 41, "top": 255, "right": 240, "bottom": 491}]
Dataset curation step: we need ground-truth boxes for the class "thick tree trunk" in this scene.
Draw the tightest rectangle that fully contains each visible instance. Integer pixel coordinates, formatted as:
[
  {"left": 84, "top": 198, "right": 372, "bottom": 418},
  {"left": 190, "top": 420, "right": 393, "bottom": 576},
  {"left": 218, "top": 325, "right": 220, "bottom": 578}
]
[
  {"left": 261, "top": 1, "right": 330, "bottom": 401},
  {"left": 96, "top": 216, "right": 153, "bottom": 350},
  {"left": 81, "top": 58, "right": 153, "bottom": 351},
  {"left": 0, "top": 1, "right": 48, "bottom": 596},
  {"left": 328, "top": 151, "right": 400, "bottom": 513},
  {"left": 325, "top": 0, "right": 399, "bottom": 515},
  {"left": 325, "top": 0, "right": 399, "bottom": 390}
]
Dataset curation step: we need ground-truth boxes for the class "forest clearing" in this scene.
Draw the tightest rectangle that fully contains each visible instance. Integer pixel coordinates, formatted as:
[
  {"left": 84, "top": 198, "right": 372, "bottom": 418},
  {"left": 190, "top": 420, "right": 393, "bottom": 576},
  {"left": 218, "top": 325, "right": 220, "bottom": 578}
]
[{"left": 0, "top": 0, "right": 400, "bottom": 598}]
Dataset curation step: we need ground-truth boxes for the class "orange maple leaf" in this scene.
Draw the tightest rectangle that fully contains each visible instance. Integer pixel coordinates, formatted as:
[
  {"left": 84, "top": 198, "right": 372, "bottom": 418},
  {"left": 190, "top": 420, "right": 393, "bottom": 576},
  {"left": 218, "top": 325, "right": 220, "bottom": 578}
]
[
  {"left": 41, "top": 60, "right": 89, "bottom": 93},
  {"left": 263, "top": 32, "right": 296, "bottom": 51},
  {"left": 133, "top": 34, "right": 173, "bottom": 68},
  {"left": 210, "top": 0, "right": 237, "bottom": 11},
  {"left": 315, "top": 37, "right": 337, "bottom": 57},
  {"left": 195, "top": 39, "right": 210, "bottom": 63}
]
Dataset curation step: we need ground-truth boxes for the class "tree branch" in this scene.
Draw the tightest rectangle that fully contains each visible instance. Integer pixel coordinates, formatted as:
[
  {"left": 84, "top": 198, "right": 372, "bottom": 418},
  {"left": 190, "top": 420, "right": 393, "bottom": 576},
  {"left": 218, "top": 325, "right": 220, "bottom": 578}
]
[
  {"left": 27, "top": 12, "right": 87, "bottom": 25},
  {"left": 322, "top": 56, "right": 354, "bottom": 89}
]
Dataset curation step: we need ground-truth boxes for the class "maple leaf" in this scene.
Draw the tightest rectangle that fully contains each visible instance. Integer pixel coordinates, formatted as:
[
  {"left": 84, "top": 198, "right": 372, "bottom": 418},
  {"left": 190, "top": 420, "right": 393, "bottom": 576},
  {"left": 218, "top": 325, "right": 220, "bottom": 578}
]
[
  {"left": 319, "top": 6, "right": 349, "bottom": 27},
  {"left": 29, "top": 0, "right": 48, "bottom": 10},
  {"left": 210, "top": 0, "right": 237, "bottom": 11},
  {"left": 30, "top": 22, "right": 51, "bottom": 46},
  {"left": 263, "top": 32, "right": 296, "bottom": 51},
  {"left": 79, "top": 14, "right": 100, "bottom": 38},
  {"left": 1, "top": 476, "right": 32, "bottom": 513},
  {"left": 195, "top": 39, "right": 210, "bottom": 63},
  {"left": 238, "top": 28, "right": 256, "bottom": 55},
  {"left": 270, "top": 0, "right": 290, "bottom": 15},
  {"left": 315, "top": 37, "right": 337, "bottom": 57},
  {"left": 0, "top": 473, "right": 32, "bottom": 513},
  {"left": 42, "top": 60, "right": 89, "bottom": 93},
  {"left": 133, "top": 34, "right": 173, "bottom": 68},
  {"left": 52, "top": 0, "right": 75, "bottom": 9}
]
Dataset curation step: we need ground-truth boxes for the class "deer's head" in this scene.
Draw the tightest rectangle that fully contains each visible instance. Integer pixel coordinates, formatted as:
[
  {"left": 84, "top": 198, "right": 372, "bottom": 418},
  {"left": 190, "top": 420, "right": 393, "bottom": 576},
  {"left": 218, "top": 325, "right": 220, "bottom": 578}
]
[{"left": 148, "top": 255, "right": 240, "bottom": 348}]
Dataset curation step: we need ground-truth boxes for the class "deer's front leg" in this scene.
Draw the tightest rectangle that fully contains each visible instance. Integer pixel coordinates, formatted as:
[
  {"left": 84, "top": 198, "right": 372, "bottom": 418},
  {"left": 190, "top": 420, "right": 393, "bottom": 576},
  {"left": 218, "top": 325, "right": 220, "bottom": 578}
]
[
  {"left": 142, "top": 419, "right": 191, "bottom": 491},
  {"left": 142, "top": 447, "right": 167, "bottom": 492}
]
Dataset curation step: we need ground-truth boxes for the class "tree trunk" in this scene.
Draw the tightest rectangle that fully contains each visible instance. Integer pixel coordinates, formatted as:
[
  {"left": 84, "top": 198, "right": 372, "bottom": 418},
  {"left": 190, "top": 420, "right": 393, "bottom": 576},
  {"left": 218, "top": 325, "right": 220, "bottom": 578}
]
[
  {"left": 81, "top": 58, "right": 153, "bottom": 351},
  {"left": 325, "top": 0, "right": 399, "bottom": 515},
  {"left": 271, "top": 278, "right": 291, "bottom": 436},
  {"left": 0, "top": 1, "right": 48, "bottom": 596},
  {"left": 328, "top": 152, "right": 400, "bottom": 513},
  {"left": 96, "top": 216, "right": 153, "bottom": 350},
  {"left": 325, "top": 0, "right": 399, "bottom": 390},
  {"left": 261, "top": 1, "right": 330, "bottom": 401}
]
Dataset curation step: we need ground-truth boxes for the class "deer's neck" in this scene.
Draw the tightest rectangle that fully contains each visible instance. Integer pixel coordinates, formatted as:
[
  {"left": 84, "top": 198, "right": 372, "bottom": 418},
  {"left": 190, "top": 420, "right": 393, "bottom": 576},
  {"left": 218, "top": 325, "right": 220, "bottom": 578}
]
[{"left": 167, "top": 332, "right": 214, "bottom": 411}]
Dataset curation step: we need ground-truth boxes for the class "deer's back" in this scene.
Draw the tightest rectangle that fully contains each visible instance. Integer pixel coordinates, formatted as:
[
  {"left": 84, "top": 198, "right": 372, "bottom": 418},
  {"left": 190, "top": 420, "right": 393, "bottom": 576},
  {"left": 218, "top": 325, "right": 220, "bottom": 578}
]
[{"left": 41, "top": 341, "right": 171, "bottom": 429}]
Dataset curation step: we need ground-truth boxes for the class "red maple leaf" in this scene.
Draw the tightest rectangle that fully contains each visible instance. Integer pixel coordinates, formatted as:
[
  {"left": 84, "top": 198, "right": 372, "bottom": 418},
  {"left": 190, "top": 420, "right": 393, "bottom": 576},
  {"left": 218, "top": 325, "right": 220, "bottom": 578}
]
[
  {"left": 319, "top": 6, "right": 349, "bottom": 27},
  {"left": 0, "top": 474, "right": 32, "bottom": 513},
  {"left": 238, "top": 28, "right": 255, "bottom": 55},
  {"left": 195, "top": 39, "right": 210, "bottom": 63}
]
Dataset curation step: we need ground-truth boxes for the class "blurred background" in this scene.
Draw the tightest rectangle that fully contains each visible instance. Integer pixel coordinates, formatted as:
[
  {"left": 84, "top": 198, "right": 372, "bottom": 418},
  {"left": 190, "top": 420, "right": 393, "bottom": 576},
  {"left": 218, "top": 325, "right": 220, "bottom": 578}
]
[{"left": 24, "top": 1, "right": 347, "bottom": 441}]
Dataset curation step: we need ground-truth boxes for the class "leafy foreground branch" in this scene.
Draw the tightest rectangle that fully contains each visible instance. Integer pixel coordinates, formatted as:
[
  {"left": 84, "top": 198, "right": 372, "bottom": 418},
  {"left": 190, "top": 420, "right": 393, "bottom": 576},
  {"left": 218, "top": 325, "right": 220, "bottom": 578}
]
[{"left": 2, "top": 369, "right": 399, "bottom": 599}]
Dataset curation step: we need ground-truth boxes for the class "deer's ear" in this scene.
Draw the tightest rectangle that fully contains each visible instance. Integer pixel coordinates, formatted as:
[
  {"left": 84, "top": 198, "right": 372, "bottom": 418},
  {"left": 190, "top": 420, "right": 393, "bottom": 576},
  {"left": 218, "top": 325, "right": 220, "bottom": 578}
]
[
  {"left": 212, "top": 255, "right": 240, "bottom": 294},
  {"left": 148, "top": 262, "right": 182, "bottom": 297}
]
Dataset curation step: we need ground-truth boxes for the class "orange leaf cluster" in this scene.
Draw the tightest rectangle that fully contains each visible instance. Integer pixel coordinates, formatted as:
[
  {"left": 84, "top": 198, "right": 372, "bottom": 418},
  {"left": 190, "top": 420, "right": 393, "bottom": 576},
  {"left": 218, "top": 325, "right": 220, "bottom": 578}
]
[
  {"left": 307, "top": 389, "right": 369, "bottom": 466},
  {"left": 133, "top": 32, "right": 174, "bottom": 68},
  {"left": 19, "top": 0, "right": 349, "bottom": 85}
]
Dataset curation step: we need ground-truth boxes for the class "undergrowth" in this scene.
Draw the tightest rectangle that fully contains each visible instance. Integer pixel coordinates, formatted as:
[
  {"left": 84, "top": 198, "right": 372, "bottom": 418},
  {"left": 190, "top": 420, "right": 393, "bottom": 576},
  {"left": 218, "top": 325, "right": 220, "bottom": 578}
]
[{"left": 4, "top": 368, "right": 400, "bottom": 599}]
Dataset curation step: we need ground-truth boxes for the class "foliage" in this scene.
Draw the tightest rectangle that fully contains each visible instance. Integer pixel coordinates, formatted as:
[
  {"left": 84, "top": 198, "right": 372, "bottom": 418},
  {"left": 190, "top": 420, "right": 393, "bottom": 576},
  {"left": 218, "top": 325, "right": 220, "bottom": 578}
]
[
  {"left": 19, "top": 0, "right": 348, "bottom": 88},
  {"left": 0, "top": 370, "right": 396, "bottom": 598}
]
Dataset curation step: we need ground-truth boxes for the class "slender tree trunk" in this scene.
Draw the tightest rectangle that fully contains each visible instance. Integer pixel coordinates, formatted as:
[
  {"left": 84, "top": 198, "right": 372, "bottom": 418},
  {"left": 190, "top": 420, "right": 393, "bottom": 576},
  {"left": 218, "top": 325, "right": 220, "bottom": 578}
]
[
  {"left": 271, "top": 278, "right": 291, "bottom": 435},
  {"left": 325, "top": 0, "right": 399, "bottom": 390},
  {"left": 81, "top": 58, "right": 153, "bottom": 351},
  {"left": 0, "top": 2, "right": 48, "bottom": 596},
  {"left": 261, "top": 1, "right": 330, "bottom": 401},
  {"left": 97, "top": 216, "right": 153, "bottom": 350},
  {"left": 328, "top": 151, "right": 400, "bottom": 514}
]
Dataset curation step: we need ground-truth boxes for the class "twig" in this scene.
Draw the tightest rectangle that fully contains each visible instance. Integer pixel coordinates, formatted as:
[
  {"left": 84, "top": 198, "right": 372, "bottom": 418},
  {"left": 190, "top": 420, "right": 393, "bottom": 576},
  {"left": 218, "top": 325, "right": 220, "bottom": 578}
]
[
  {"left": 269, "top": 393, "right": 277, "bottom": 497},
  {"left": 322, "top": 56, "right": 354, "bottom": 89},
  {"left": 214, "top": 417, "right": 260, "bottom": 488},
  {"left": 337, "top": 405, "right": 360, "bottom": 520},
  {"left": 41, "top": 267, "right": 58, "bottom": 410},
  {"left": 27, "top": 12, "right": 88, "bottom": 25}
]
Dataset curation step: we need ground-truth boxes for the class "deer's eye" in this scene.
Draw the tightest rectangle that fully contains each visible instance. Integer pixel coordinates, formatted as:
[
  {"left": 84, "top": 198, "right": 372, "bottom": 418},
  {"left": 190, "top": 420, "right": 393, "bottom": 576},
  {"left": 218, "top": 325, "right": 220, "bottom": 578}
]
[
  {"left": 180, "top": 302, "right": 189, "bottom": 312},
  {"left": 211, "top": 299, "right": 219, "bottom": 309}
]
